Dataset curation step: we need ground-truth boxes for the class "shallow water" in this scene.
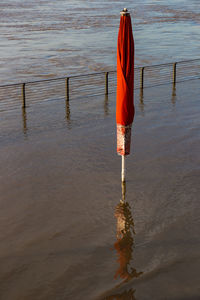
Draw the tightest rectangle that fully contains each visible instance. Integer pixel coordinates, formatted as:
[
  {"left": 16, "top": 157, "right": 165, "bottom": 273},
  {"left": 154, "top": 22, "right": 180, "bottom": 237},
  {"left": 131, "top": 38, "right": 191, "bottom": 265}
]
[
  {"left": 0, "top": 0, "right": 200, "bottom": 84},
  {"left": 0, "top": 80, "right": 200, "bottom": 299}
]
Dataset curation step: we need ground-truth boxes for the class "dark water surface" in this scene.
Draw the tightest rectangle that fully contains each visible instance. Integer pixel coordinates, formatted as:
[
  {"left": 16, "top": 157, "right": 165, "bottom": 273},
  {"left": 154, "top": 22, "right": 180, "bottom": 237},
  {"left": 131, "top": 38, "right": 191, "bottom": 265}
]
[
  {"left": 0, "top": 80, "right": 200, "bottom": 299},
  {"left": 0, "top": 0, "right": 200, "bottom": 85}
]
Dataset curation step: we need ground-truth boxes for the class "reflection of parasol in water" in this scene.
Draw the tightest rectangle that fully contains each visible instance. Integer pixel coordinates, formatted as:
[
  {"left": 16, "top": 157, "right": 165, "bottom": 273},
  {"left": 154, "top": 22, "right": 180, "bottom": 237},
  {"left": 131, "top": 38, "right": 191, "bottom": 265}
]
[
  {"left": 114, "top": 182, "right": 142, "bottom": 281},
  {"left": 103, "top": 182, "right": 142, "bottom": 300},
  {"left": 116, "top": 8, "right": 135, "bottom": 183},
  {"left": 105, "top": 288, "right": 136, "bottom": 300}
]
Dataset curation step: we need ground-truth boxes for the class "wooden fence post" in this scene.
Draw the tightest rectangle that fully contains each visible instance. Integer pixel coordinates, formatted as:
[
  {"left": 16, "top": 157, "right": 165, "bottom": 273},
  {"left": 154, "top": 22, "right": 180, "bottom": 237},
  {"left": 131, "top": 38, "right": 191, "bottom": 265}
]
[
  {"left": 105, "top": 72, "right": 109, "bottom": 95},
  {"left": 140, "top": 67, "right": 144, "bottom": 89},
  {"left": 66, "top": 77, "right": 69, "bottom": 101},
  {"left": 21, "top": 83, "right": 26, "bottom": 108},
  {"left": 173, "top": 63, "right": 177, "bottom": 85}
]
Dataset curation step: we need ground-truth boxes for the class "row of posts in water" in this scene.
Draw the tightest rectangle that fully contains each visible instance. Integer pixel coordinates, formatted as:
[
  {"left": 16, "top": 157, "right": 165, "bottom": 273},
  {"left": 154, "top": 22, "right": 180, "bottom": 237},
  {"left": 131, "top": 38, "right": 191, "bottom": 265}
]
[
  {"left": 21, "top": 63, "right": 178, "bottom": 108},
  {"left": 21, "top": 84, "right": 178, "bottom": 136}
]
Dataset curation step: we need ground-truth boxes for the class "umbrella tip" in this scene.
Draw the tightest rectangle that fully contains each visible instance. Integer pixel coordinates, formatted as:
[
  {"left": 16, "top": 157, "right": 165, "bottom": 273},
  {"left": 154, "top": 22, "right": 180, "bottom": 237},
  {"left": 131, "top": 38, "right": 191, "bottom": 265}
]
[{"left": 120, "top": 8, "right": 130, "bottom": 16}]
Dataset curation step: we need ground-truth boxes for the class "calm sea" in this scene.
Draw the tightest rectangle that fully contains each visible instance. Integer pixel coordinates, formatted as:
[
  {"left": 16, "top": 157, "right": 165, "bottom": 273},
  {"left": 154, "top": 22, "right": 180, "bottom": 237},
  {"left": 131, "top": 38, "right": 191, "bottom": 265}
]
[{"left": 0, "top": 0, "right": 199, "bottom": 84}]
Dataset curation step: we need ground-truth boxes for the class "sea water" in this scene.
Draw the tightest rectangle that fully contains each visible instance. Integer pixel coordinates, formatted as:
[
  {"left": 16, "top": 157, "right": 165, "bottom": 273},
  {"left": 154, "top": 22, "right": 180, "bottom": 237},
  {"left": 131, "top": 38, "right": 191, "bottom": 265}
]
[{"left": 0, "top": 0, "right": 199, "bottom": 84}]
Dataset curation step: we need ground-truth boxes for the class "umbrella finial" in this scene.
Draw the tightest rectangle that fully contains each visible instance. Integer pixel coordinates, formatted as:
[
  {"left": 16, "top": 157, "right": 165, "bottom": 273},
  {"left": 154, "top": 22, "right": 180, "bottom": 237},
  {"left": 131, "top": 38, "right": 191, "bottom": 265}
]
[{"left": 120, "top": 8, "right": 130, "bottom": 16}]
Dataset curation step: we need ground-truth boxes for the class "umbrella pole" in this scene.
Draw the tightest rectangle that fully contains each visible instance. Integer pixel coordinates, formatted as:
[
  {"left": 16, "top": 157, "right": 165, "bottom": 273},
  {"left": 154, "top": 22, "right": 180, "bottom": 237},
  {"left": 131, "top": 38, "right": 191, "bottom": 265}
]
[{"left": 121, "top": 155, "right": 125, "bottom": 183}]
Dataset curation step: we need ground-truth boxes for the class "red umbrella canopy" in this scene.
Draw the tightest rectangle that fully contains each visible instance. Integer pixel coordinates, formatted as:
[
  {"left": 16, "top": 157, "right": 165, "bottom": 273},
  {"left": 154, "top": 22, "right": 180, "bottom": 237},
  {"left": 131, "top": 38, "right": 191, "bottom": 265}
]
[{"left": 116, "top": 9, "right": 135, "bottom": 127}]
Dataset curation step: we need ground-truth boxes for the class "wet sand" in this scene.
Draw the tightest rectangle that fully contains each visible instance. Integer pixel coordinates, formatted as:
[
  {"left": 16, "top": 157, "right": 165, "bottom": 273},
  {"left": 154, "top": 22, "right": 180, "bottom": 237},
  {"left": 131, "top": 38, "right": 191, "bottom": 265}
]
[{"left": 0, "top": 80, "right": 200, "bottom": 299}]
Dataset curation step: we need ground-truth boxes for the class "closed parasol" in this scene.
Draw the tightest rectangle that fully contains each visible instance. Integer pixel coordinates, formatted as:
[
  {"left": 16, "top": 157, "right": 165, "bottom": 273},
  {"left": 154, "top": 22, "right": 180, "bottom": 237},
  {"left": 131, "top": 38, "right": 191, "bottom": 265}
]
[{"left": 116, "top": 8, "right": 135, "bottom": 183}]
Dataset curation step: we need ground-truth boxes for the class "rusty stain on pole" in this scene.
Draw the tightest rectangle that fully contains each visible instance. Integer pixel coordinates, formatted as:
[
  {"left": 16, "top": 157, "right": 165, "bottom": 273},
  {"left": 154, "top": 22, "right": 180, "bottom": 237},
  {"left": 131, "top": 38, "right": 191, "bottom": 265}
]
[
  {"left": 21, "top": 83, "right": 26, "bottom": 108},
  {"left": 173, "top": 62, "right": 177, "bottom": 85},
  {"left": 105, "top": 72, "right": 109, "bottom": 95},
  {"left": 140, "top": 67, "right": 144, "bottom": 89},
  {"left": 66, "top": 77, "right": 69, "bottom": 101}
]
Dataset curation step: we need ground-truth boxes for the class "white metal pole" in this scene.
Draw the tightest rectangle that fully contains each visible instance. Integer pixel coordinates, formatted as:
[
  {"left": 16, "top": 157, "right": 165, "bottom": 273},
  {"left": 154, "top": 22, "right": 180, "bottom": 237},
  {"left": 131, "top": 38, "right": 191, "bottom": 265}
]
[{"left": 121, "top": 155, "right": 125, "bottom": 182}]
